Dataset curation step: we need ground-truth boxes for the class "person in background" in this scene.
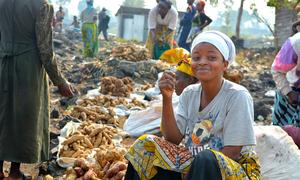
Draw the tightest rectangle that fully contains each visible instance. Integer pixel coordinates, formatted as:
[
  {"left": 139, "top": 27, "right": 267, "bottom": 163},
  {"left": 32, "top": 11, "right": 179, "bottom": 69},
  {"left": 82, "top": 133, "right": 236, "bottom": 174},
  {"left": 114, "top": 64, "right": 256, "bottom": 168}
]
[
  {"left": 186, "top": 0, "right": 212, "bottom": 43},
  {"left": 98, "top": 8, "right": 110, "bottom": 41},
  {"left": 125, "top": 57, "right": 198, "bottom": 138},
  {"left": 178, "top": 0, "right": 196, "bottom": 51},
  {"left": 125, "top": 31, "right": 260, "bottom": 180},
  {"left": 55, "top": 6, "right": 65, "bottom": 32},
  {"left": 0, "top": 0, "right": 74, "bottom": 179},
  {"left": 80, "top": 0, "right": 98, "bottom": 57},
  {"left": 146, "top": 0, "right": 178, "bottom": 59},
  {"left": 271, "top": 31, "right": 300, "bottom": 148},
  {"left": 71, "top": 15, "right": 80, "bottom": 29}
]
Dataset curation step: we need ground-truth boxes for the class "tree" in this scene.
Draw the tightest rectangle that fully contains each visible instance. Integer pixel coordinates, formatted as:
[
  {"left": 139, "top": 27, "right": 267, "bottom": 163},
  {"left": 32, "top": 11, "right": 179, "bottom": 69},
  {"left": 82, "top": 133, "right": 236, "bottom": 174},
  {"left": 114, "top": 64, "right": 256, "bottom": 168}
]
[
  {"left": 235, "top": 0, "right": 245, "bottom": 39},
  {"left": 220, "top": 0, "right": 234, "bottom": 35},
  {"left": 123, "top": 0, "right": 145, "bottom": 8},
  {"left": 250, "top": 3, "right": 275, "bottom": 37},
  {"left": 267, "top": 0, "right": 300, "bottom": 22},
  {"left": 267, "top": 0, "right": 300, "bottom": 48},
  {"left": 207, "top": 0, "right": 219, "bottom": 6},
  {"left": 267, "top": 0, "right": 300, "bottom": 9}
]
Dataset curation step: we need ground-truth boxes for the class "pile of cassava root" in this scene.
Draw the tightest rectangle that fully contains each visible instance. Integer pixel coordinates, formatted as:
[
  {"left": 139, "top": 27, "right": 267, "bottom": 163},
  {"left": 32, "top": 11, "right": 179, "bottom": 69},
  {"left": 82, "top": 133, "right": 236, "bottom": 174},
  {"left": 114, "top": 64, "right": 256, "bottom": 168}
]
[
  {"left": 59, "top": 122, "right": 118, "bottom": 159},
  {"left": 100, "top": 77, "right": 134, "bottom": 97},
  {"left": 110, "top": 44, "right": 151, "bottom": 62},
  {"left": 67, "top": 106, "right": 121, "bottom": 126},
  {"left": 77, "top": 95, "right": 146, "bottom": 109}
]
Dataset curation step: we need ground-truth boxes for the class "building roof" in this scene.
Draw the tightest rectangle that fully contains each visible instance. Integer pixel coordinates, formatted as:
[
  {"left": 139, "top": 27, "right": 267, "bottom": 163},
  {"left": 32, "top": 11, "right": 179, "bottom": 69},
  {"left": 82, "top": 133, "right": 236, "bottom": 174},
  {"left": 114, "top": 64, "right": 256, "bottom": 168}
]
[{"left": 115, "top": 6, "right": 150, "bottom": 16}]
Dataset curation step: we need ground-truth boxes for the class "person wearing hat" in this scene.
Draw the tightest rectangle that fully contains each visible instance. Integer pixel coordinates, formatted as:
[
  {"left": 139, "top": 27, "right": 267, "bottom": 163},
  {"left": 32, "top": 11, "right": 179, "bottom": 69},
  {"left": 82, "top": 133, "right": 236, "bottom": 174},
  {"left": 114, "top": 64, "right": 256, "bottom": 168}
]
[
  {"left": 125, "top": 31, "right": 260, "bottom": 180},
  {"left": 98, "top": 7, "right": 110, "bottom": 41},
  {"left": 124, "top": 56, "right": 198, "bottom": 139},
  {"left": 174, "top": 58, "right": 198, "bottom": 95},
  {"left": 125, "top": 57, "right": 197, "bottom": 180},
  {"left": 146, "top": 0, "right": 178, "bottom": 59},
  {"left": 80, "top": 0, "right": 98, "bottom": 57}
]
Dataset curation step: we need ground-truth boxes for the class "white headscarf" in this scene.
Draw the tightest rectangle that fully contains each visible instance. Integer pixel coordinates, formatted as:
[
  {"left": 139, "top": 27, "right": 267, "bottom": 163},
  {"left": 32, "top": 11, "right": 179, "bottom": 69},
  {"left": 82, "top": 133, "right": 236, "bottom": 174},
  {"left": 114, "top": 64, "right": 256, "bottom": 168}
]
[{"left": 191, "top": 30, "right": 236, "bottom": 64}]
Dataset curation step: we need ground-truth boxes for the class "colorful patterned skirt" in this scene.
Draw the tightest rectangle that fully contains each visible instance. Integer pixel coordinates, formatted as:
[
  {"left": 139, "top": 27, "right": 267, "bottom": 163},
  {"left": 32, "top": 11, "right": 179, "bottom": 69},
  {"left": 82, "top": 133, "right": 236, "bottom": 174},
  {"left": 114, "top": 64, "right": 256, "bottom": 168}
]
[
  {"left": 272, "top": 90, "right": 300, "bottom": 127},
  {"left": 81, "top": 22, "right": 98, "bottom": 57},
  {"left": 125, "top": 134, "right": 261, "bottom": 180},
  {"left": 146, "top": 25, "right": 174, "bottom": 59}
]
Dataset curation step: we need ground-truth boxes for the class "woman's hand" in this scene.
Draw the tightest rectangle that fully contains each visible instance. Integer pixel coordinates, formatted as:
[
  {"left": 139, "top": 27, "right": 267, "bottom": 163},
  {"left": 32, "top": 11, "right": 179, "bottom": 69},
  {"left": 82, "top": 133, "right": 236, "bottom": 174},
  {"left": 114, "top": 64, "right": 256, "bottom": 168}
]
[
  {"left": 151, "top": 29, "right": 157, "bottom": 44},
  {"left": 58, "top": 82, "right": 76, "bottom": 97},
  {"left": 292, "top": 20, "right": 300, "bottom": 34},
  {"left": 159, "top": 71, "right": 176, "bottom": 98},
  {"left": 287, "top": 91, "right": 300, "bottom": 106}
]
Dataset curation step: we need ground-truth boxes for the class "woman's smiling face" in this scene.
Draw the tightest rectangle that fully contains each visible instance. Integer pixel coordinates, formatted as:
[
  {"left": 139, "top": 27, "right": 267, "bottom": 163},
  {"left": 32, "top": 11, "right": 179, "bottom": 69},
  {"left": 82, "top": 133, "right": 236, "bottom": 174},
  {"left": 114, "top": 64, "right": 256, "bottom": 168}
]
[{"left": 191, "top": 42, "right": 228, "bottom": 82}]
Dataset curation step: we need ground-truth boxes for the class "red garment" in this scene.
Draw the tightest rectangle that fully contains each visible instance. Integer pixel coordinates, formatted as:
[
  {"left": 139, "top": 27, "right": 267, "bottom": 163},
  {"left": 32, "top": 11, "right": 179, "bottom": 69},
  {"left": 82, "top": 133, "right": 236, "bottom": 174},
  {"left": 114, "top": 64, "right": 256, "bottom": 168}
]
[
  {"left": 198, "top": 0, "right": 205, "bottom": 7},
  {"left": 283, "top": 125, "right": 300, "bottom": 148}
]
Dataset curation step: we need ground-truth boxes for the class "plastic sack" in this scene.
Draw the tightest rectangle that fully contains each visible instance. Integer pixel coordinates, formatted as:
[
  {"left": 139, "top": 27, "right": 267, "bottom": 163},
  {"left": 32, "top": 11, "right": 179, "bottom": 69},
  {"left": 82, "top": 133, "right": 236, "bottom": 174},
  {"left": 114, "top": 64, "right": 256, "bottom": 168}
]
[
  {"left": 286, "top": 66, "right": 298, "bottom": 84},
  {"left": 123, "top": 104, "right": 162, "bottom": 137},
  {"left": 153, "top": 43, "right": 171, "bottom": 60},
  {"left": 144, "top": 72, "right": 163, "bottom": 99},
  {"left": 159, "top": 48, "right": 190, "bottom": 65},
  {"left": 254, "top": 125, "right": 300, "bottom": 179},
  {"left": 124, "top": 94, "right": 179, "bottom": 137}
]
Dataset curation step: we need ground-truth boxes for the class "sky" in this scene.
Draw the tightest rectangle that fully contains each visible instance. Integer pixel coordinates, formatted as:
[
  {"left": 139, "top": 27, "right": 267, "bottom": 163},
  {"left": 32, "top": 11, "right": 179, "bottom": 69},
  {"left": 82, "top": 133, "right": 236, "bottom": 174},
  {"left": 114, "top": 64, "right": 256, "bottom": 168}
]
[{"left": 53, "top": 0, "right": 275, "bottom": 28}]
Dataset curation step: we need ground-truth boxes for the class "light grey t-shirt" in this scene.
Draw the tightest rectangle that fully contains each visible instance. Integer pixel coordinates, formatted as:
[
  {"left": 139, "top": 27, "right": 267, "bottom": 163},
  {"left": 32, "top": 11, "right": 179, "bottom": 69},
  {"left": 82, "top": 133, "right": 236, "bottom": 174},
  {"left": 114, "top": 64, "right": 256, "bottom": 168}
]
[{"left": 175, "top": 80, "right": 256, "bottom": 156}]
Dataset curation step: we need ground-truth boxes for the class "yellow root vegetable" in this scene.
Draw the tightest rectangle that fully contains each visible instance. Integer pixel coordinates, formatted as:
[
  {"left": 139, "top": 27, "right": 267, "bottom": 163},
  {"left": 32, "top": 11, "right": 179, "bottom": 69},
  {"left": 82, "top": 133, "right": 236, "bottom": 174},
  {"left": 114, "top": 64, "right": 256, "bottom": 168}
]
[
  {"left": 62, "top": 135, "right": 85, "bottom": 145},
  {"left": 83, "top": 137, "right": 93, "bottom": 149}
]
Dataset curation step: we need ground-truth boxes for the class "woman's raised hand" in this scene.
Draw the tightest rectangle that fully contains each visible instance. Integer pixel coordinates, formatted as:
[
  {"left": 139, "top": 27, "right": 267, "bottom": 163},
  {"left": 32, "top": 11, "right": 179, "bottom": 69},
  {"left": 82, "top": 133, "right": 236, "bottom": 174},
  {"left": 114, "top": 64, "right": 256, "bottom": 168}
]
[{"left": 159, "top": 71, "right": 176, "bottom": 98}]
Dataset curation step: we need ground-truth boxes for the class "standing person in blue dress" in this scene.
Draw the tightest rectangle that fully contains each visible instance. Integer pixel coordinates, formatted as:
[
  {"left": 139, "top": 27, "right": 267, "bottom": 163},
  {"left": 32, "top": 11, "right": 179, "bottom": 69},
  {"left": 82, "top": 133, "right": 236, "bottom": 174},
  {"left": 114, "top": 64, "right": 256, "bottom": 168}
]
[{"left": 178, "top": 0, "right": 196, "bottom": 51}]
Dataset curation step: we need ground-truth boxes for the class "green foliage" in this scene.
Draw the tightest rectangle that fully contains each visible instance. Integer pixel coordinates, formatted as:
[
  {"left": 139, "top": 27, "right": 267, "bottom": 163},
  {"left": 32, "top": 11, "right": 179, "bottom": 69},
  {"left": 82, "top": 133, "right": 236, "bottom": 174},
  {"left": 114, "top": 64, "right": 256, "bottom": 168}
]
[
  {"left": 267, "top": 0, "right": 300, "bottom": 9},
  {"left": 250, "top": 3, "right": 275, "bottom": 37},
  {"left": 208, "top": 0, "right": 219, "bottom": 6},
  {"left": 211, "top": 9, "right": 274, "bottom": 38},
  {"left": 220, "top": 0, "right": 234, "bottom": 35},
  {"left": 123, "top": 0, "right": 145, "bottom": 8}
]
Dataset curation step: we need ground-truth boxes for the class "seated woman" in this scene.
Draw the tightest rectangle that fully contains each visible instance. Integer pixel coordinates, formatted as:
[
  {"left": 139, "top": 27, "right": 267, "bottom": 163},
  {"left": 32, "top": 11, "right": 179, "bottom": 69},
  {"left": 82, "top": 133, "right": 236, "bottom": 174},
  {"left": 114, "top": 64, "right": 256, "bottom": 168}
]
[
  {"left": 125, "top": 31, "right": 260, "bottom": 180},
  {"left": 125, "top": 57, "right": 198, "bottom": 137}
]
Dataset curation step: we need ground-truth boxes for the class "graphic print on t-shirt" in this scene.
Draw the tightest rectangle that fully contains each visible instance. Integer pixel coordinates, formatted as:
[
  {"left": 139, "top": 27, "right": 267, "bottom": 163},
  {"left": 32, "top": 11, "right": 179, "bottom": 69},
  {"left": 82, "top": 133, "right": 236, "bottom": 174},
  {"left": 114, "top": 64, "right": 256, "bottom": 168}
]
[{"left": 185, "top": 111, "right": 223, "bottom": 156}]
